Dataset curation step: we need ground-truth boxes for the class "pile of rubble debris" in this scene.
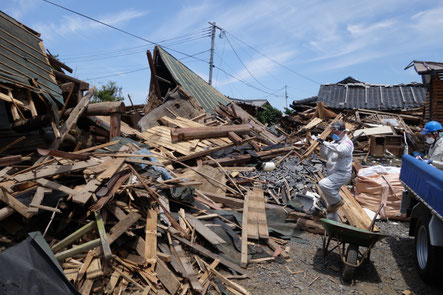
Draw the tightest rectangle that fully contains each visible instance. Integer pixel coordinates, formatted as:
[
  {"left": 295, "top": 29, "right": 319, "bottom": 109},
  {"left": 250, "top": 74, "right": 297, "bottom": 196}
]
[{"left": 0, "top": 11, "right": 432, "bottom": 295}]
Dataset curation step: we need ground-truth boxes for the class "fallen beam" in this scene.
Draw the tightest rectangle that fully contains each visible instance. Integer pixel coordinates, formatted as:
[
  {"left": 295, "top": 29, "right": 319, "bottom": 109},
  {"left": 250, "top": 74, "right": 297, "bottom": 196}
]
[{"left": 171, "top": 124, "right": 251, "bottom": 142}]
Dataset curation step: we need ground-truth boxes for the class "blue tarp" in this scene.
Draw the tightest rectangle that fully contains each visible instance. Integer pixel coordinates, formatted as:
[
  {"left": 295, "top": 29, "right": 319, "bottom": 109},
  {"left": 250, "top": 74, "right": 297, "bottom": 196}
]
[{"left": 400, "top": 155, "right": 443, "bottom": 219}]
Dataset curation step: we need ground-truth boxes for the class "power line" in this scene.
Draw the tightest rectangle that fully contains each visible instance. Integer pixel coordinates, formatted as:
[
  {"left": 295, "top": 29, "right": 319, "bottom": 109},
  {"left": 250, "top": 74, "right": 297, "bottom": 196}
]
[
  {"left": 225, "top": 31, "right": 322, "bottom": 85},
  {"left": 64, "top": 35, "right": 210, "bottom": 63},
  {"left": 84, "top": 49, "right": 211, "bottom": 80},
  {"left": 42, "top": 0, "right": 284, "bottom": 97},
  {"left": 225, "top": 34, "right": 281, "bottom": 92},
  {"left": 85, "top": 67, "right": 149, "bottom": 80},
  {"left": 60, "top": 28, "right": 210, "bottom": 60}
]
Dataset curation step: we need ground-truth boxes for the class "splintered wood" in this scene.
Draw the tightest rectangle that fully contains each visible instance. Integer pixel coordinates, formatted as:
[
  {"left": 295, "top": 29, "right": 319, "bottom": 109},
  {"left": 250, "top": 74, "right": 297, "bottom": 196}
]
[{"left": 246, "top": 187, "right": 268, "bottom": 240}]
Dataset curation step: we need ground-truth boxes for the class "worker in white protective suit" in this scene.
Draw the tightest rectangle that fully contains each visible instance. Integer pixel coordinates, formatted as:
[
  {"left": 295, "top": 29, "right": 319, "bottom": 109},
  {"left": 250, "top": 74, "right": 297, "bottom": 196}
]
[
  {"left": 316, "top": 122, "right": 354, "bottom": 221},
  {"left": 420, "top": 121, "right": 443, "bottom": 170}
]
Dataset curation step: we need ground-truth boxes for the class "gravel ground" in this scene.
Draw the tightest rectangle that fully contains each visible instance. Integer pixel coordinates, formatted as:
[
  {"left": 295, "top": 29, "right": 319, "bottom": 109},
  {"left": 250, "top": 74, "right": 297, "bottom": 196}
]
[{"left": 237, "top": 220, "right": 442, "bottom": 295}]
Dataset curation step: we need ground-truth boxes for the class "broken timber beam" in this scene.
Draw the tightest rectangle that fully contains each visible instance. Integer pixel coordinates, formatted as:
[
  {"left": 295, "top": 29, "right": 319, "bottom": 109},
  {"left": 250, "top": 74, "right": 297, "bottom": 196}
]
[
  {"left": 171, "top": 124, "right": 251, "bottom": 142},
  {"left": 301, "top": 113, "right": 343, "bottom": 160}
]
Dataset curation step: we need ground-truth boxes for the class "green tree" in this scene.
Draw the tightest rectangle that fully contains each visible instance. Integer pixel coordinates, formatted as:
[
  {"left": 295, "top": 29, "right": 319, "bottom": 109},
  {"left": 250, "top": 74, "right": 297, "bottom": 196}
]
[
  {"left": 284, "top": 107, "right": 295, "bottom": 115},
  {"left": 91, "top": 81, "right": 124, "bottom": 103},
  {"left": 257, "top": 104, "right": 282, "bottom": 124}
]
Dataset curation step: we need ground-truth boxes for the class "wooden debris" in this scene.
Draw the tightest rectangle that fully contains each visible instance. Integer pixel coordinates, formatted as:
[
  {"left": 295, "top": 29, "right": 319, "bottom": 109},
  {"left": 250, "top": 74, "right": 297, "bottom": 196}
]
[{"left": 246, "top": 187, "right": 268, "bottom": 240}]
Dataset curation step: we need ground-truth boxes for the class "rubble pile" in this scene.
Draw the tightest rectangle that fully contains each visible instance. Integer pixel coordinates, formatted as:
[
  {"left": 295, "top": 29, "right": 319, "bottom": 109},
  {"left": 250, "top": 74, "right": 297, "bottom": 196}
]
[{"left": 0, "top": 11, "right": 435, "bottom": 295}]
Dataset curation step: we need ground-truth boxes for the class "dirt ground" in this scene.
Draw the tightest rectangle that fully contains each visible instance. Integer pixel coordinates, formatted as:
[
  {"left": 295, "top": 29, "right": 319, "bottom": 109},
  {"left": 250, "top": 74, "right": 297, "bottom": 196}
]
[{"left": 237, "top": 220, "right": 442, "bottom": 295}]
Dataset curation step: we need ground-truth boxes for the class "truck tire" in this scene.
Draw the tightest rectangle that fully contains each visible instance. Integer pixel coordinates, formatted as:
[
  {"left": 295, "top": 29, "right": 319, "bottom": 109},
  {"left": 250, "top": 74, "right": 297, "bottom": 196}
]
[
  {"left": 342, "top": 244, "right": 358, "bottom": 283},
  {"left": 415, "top": 215, "right": 443, "bottom": 283}
]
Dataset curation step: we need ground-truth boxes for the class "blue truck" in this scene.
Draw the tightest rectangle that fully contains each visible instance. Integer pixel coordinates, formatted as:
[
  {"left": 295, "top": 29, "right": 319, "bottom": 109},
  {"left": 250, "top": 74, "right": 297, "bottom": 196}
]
[{"left": 400, "top": 155, "right": 443, "bottom": 283}]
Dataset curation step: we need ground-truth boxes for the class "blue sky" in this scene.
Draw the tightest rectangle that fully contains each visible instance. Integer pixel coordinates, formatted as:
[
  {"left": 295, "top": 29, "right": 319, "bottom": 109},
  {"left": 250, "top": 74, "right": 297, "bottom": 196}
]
[{"left": 4, "top": 0, "right": 443, "bottom": 110}]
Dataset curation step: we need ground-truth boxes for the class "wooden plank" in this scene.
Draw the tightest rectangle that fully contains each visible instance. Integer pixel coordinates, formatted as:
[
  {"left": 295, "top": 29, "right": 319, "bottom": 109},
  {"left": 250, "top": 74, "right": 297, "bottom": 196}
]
[
  {"left": 128, "top": 165, "right": 188, "bottom": 237},
  {"left": 185, "top": 213, "right": 226, "bottom": 245},
  {"left": 0, "top": 136, "right": 26, "bottom": 153},
  {"left": 14, "top": 160, "right": 99, "bottom": 182},
  {"left": 208, "top": 264, "right": 251, "bottom": 295},
  {"left": 28, "top": 186, "right": 50, "bottom": 214},
  {"left": 0, "top": 188, "right": 32, "bottom": 218},
  {"left": 36, "top": 178, "right": 77, "bottom": 195},
  {"left": 72, "top": 179, "right": 101, "bottom": 205},
  {"left": 338, "top": 185, "right": 377, "bottom": 231},
  {"left": 107, "top": 212, "right": 141, "bottom": 244},
  {"left": 105, "top": 269, "right": 121, "bottom": 294},
  {"left": 246, "top": 187, "right": 268, "bottom": 240},
  {"left": 302, "top": 113, "right": 342, "bottom": 160},
  {"left": 267, "top": 239, "right": 289, "bottom": 259},
  {"left": 156, "top": 259, "right": 180, "bottom": 295},
  {"left": 51, "top": 88, "right": 94, "bottom": 149},
  {"left": 353, "top": 126, "right": 393, "bottom": 137},
  {"left": 173, "top": 242, "right": 202, "bottom": 291},
  {"left": 37, "top": 148, "right": 89, "bottom": 161},
  {"left": 86, "top": 258, "right": 104, "bottom": 279},
  {"left": 302, "top": 117, "right": 323, "bottom": 130},
  {"left": 0, "top": 91, "right": 26, "bottom": 107},
  {"left": 75, "top": 250, "right": 94, "bottom": 287},
  {"left": 97, "top": 157, "right": 125, "bottom": 181},
  {"left": 80, "top": 279, "right": 94, "bottom": 295},
  {"left": 144, "top": 209, "right": 157, "bottom": 264},
  {"left": 171, "top": 234, "right": 249, "bottom": 276},
  {"left": 95, "top": 211, "right": 112, "bottom": 260},
  {"left": 241, "top": 191, "right": 249, "bottom": 268},
  {"left": 200, "top": 191, "right": 244, "bottom": 208}
]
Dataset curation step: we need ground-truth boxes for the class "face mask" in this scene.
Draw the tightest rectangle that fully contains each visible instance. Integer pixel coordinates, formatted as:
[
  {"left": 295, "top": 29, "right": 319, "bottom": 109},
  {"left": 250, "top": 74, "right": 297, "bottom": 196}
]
[
  {"left": 332, "top": 130, "right": 345, "bottom": 141},
  {"left": 426, "top": 137, "right": 435, "bottom": 144}
]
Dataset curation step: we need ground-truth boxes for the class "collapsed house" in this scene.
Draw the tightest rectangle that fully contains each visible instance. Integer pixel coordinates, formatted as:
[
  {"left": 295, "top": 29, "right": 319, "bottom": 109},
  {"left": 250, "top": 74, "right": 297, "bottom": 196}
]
[
  {"left": 406, "top": 60, "right": 443, "bottom": 123},
  {"left": 0, "top": 11, "right": 438, "bottom": 295},
  {"left": 291, "top": 76, "right": 426, "bottom": 113},
  {"left": 139, "top": 46, "right": 232, "bottom": 130}
]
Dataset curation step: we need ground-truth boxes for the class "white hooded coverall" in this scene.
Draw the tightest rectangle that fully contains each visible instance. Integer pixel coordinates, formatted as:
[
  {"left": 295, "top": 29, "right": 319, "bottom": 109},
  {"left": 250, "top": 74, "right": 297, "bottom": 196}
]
[
  {"left": 429, "top": 137, "right": 443, "bottom": 170},
  {"left": 318, "top": 134, "right": 354, "bottom": 206}
]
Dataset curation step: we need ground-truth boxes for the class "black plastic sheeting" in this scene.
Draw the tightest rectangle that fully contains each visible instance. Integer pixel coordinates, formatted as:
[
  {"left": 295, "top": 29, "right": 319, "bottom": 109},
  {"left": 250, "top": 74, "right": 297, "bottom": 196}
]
[{"left": 0, "top": 232, "right": 79, "bottom": 295}]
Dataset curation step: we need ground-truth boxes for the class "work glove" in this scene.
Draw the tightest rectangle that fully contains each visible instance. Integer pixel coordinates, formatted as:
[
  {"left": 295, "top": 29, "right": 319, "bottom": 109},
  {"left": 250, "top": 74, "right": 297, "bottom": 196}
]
[{"left": 417, "top": 156, "right": 432, "bottom": 164}]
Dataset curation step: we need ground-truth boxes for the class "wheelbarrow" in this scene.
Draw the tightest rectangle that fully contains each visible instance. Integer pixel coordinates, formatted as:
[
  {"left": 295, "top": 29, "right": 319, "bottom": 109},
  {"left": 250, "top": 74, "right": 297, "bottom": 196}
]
[{"left": 319, "top": 205, "right": 388, "bottom": 283}]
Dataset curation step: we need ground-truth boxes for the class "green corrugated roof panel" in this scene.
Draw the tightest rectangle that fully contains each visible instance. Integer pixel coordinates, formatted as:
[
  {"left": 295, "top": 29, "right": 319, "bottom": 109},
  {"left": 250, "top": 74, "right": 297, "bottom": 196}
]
[
  {"left": 0, "top": 12, "right": 64, "bottom": 105},
  {"left": 157, "top": 46, "right": 231, "bottom": 114}
]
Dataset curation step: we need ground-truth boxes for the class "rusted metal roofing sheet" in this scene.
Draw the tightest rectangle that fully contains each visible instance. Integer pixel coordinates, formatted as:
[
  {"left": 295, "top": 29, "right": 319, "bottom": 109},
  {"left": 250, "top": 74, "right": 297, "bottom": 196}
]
[
  {"left": 157, "top": 46, "right": 230, "bottom": 114},
  {"left": 0, "top": 12, "right": 63, "bottom": 105}
]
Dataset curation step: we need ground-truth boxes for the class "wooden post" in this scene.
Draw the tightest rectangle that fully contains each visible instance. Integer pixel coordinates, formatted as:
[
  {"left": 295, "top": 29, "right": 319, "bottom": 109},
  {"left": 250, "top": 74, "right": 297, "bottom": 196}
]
[
  {"left": 109, "top": 113, "right": 121, "bottom": 140},
  {"left": 146, "top": 50, "right": 162, "bottom": 99},
  {"left": 241, "top": 192, "right": 249, "bottom": 268},
  {"left": 95, "top": 211, "right": 112, "bottom": 261},
  {"left": 144, "top": 209, "right": 158, "bottom": 267}
]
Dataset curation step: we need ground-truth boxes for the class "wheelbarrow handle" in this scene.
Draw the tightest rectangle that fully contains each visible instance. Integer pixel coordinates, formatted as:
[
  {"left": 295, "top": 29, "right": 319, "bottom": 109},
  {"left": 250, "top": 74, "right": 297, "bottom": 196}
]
[{"left": 369, "top": 203, "right": 385, "bottom": 232}]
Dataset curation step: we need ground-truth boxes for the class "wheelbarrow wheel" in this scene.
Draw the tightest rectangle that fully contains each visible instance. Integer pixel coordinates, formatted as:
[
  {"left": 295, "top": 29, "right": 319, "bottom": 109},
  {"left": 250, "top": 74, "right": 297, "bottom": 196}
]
[{"left": 342, "top": 244, "right": 358, "bottom": 283}]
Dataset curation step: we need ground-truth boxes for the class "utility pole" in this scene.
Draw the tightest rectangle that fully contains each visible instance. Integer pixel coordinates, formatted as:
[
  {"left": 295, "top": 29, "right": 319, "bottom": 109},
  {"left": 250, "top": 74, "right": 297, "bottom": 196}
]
[
  {"left": 285, "top": 85, "right": 288, "bottom": 109},
  {"left": 208, "top": 22, "right": 222, "bottom": 85}
]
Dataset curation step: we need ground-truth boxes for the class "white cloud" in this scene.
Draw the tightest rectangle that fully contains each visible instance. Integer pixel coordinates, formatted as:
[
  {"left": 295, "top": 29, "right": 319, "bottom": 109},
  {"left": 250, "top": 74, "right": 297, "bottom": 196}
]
[
  {"left": 218, "top": 49, "right": 296, "bottom": 86},
  {"left": 34, "top": 9, "right": 148, "bottom": 40},
  {"left": 4, "top": 0, "right": 38, "bottom": 19}
]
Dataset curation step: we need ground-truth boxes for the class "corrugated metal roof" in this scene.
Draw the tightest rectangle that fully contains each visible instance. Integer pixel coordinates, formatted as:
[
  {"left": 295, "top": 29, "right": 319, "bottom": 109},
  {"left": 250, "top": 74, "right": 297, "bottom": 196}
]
[
  {"left": 157, "top": 46, "right": 231, "bottom": 114},
  {"left": 0, "top": 12, "right": 63, "bottom": 105},
  {"left": 293, "top": 81, "right": 426, "bottom": 110},
  {"left": 407, "top": 60, "right": 443, "bottom": 75}
]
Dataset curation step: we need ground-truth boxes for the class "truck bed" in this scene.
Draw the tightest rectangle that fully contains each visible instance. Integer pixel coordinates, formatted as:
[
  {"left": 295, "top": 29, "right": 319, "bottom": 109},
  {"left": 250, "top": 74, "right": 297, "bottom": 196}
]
[{"left": 400, "top": 155, "right": 443, "bottom": 220}]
